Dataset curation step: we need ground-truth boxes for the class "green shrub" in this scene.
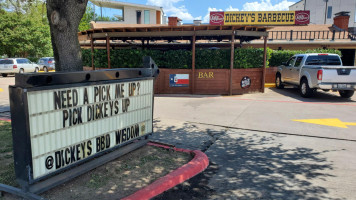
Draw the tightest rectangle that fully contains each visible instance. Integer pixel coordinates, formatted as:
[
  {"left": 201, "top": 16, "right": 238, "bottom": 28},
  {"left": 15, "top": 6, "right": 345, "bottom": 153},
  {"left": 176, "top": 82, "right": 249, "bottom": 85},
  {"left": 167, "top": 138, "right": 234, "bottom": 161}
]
[
  {"left": 163, "top": 50, "right": 191, "bottom": 69},
  {"left": 196, "top": 49, "right": 230, "bottom": 69},
  {"left": 81, "top": 48, "right": 342, "bottom": 69},
  {"left": 234, "top": 48, "right": 272, "bottom": 69},
  {"left": 269, "top": 49, "right": 342, "bottom": 67}
]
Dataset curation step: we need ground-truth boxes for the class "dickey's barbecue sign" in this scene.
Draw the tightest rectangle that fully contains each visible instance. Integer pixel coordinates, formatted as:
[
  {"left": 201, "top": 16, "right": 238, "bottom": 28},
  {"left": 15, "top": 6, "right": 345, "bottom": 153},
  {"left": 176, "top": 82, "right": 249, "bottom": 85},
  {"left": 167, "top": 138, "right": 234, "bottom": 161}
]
[{"left": 210, "top": 10, "right": 310, "bottom": 25}]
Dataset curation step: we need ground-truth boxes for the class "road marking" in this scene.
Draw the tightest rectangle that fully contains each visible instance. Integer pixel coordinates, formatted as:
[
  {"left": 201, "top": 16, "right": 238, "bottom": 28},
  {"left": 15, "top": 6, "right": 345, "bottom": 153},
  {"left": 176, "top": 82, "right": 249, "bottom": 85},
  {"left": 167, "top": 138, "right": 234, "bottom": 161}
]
[
  {"left": 293, "top": 118, "right": 356, "bottom": 128},
  {"left": 0, "top": 88, "right": 3, "bottom": 92},
  {"left": 230, "top": 98, "right": 356, "bottom": 107}
]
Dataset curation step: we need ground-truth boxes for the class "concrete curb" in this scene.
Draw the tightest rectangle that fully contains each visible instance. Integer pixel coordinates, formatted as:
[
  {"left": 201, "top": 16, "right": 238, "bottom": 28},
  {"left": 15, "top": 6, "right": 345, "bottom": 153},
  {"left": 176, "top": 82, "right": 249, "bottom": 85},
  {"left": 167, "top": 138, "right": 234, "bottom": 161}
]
[
  {"left": 123, "top": 141, "right": 209, "bottom": 200},
  {"left": 265, "top": 83, "right": 276, "bottom": 88}
]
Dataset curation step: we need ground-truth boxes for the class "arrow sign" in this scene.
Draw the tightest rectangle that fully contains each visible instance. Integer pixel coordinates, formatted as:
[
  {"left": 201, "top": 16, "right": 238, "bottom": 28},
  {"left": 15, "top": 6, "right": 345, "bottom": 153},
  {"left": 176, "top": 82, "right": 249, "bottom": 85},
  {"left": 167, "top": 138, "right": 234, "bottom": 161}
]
[{"left": 293, "top": 118, "right": 356, "bottom": 128}]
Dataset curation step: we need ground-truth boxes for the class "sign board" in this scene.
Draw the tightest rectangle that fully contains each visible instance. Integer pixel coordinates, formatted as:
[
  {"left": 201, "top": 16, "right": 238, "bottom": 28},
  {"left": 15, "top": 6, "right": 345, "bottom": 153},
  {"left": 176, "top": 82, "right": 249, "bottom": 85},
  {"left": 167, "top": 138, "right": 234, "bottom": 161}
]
[
  {"left": 169, "top": 74, "right": 189, "bottom": 87},
  {"left": 198, "top": 72, "right": 214, "bottom": 79},
  {"left": 241, "top": 76, "right": 251, "bottom": 89},
  {"left": 27, "top": 80, "right": 153, "bottom": 179},
  {"left": 9, "top": 58, "right": 159, "bottom": 191},
  {"left": 210, "top": 10, "right": 310, "bottom": 25}
]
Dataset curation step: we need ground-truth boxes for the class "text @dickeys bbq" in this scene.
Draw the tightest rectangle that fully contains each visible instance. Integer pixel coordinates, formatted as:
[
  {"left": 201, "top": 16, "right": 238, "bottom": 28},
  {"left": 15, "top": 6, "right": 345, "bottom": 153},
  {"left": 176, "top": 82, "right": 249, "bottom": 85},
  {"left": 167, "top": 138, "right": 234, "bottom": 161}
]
[
  {"left": 26, "top": 79, "right": 154, "bottom": 179},
  {"left": 44, "top": 123, "right": 145, "bottom": 171}
]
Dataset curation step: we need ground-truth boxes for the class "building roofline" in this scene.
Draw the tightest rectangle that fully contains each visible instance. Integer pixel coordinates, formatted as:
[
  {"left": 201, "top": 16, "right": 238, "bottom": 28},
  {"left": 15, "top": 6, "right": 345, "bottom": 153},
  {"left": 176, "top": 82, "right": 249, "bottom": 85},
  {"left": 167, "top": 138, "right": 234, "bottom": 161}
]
[
  {"left": 90, "top": 0, "right": 162, "bottom": 11},
  {"left": 289, "top": 0, "right": 304, "bottom": 8}
]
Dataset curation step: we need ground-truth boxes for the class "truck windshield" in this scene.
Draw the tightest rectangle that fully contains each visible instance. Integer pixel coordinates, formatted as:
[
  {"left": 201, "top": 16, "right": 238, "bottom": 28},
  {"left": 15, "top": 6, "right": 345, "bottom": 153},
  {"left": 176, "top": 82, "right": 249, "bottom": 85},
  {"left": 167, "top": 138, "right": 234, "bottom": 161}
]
[{"left": 305, "top": 55, "right": 341, "bottom": 65}]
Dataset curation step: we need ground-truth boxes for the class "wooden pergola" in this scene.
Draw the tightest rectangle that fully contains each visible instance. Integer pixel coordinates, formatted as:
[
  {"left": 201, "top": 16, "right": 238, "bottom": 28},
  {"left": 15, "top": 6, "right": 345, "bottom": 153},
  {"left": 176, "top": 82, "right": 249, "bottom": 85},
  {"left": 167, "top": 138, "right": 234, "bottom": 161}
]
[{"left": 78, "top": 25, "right": 270, "bottom": 95}]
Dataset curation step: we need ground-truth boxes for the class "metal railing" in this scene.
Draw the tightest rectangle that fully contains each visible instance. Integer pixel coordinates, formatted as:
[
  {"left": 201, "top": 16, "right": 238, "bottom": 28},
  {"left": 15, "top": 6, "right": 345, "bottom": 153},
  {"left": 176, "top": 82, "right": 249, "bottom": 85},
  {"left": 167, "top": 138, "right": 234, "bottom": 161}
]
[{"left": 268, "top": 30, "right": 356, "bottom": 41}]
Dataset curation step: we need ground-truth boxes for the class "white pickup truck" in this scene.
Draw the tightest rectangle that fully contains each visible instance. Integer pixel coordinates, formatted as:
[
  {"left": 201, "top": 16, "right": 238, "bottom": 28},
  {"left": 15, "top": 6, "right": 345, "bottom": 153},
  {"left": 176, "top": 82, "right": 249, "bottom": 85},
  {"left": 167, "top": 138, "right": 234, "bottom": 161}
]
[{"left": 275, "top": 53, "right": 356, "bottom": 98}]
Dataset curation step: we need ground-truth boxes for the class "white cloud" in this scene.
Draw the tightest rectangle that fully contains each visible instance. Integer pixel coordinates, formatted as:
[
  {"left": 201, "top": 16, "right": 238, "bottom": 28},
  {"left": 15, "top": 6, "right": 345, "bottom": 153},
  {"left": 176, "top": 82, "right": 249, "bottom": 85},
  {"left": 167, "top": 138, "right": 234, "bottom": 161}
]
[
  {"left": 242, "top": 0, "right": 295, "bottom": 11},
  {"left": 202, "top": 7, "right": 223, "bottom": 23},
  {"left": 147, "top": 0, "right": 201, "bottom": 21},
  {"left": 226, "top": 6, "right": 239, "bottom": 11}
]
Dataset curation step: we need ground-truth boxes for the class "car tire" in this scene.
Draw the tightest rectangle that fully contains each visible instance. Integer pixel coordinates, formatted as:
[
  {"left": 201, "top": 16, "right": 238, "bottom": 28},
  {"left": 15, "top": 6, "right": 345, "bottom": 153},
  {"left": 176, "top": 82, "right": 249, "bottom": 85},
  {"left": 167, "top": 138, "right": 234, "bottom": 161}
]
[
  {"left": 44, "top": 67, "right": 48, "bottom": 72},
  {"left": 19, "top": 69, "right": 24, "bottom": 73},
  {"left": 300, "top": 78, "right": 314, "bottom": 98},
  {"left": 35, "top": 67, "right": 39, "bottom": 73},
  {"left": 1, "top": 73, "right": 7, "bottom": 77},
  {"left": 275, "top": 74, "right": 284, "bottom": 89},
  {"left": 339, "top": 90, "right": 354, "bottom": 98}
]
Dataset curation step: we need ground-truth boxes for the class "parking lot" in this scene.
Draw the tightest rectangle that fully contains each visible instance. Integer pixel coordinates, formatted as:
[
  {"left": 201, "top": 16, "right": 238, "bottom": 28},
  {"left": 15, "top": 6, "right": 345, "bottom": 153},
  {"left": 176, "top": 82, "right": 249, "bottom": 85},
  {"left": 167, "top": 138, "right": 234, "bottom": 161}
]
[
  {"left": 151, "top": 87, "right": 356, "bottom": 199},
  {"left": 1, "top": 76, "right": 356, "bottom": 199}
]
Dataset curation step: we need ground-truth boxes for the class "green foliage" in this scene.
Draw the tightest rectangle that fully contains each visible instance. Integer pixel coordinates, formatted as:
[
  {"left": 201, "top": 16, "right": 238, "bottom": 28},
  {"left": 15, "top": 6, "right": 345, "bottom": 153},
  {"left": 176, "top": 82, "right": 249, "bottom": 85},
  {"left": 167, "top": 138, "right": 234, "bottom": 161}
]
[
  {"left": 234, "top": 48, "right": 272, "bottom": 69},
  {"left": 82, "top": 48, "right": 342, "bottom": 69},
  {"left": 0, "top": 2, "right": 52, "bottom": 58},
  {"left": 82, "top": 49, "right": 192, "bottom": 69},
  {"left": 162, "top": 50, "right": 191, "bottom": 69},
  {"left": 269, "top": 49, "right": 342, "bottom": 67},
  {"left": 78, "top": 2, "right": 94, "bottom": 32},
  {"left": 196, "top": 49, "right": 230, "bottom": 69}
]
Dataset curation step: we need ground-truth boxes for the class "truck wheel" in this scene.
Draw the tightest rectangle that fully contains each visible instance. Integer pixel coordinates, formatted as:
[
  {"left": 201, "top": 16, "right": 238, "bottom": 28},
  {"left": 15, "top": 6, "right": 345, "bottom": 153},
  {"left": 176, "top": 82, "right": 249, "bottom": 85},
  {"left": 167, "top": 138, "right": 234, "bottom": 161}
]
[
  {"left": 275, "top": 74, "right": 284, "bottom": 89},
  {"left": 300, "top": 79, "right": 314, "bottom": 98},
  {"left": 1, "top": 73, "right": 7, "bottom": 77},
  {"left": 339, "top": 90, "right": 354, "bottom": 98}
]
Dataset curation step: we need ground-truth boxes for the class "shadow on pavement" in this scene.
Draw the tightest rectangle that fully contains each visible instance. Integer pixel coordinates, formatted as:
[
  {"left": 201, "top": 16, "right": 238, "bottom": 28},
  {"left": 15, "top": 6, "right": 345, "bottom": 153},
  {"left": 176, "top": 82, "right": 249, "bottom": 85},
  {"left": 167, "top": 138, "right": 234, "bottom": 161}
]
[
  {"left": 271, "top": 87, "right": 356, "bottom": 103},
  {"left": 152, "top": 120, "right": 337, "bottom": 200}
]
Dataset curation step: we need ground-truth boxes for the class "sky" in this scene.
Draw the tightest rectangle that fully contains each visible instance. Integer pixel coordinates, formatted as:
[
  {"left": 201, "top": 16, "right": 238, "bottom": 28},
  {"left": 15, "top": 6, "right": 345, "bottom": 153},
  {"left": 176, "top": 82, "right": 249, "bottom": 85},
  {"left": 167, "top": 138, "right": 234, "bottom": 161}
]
[{"left": 94, "top": 0, "right": 299, "bottom": 23}]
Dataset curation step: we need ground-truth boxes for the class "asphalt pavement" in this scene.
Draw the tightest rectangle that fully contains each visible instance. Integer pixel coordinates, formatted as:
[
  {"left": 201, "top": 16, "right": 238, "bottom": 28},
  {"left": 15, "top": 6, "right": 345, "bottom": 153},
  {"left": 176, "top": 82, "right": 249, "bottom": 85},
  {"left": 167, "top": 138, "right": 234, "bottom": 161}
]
[
  {"left": 151, "top": 88, "right": 356, "bottom": 200},
  {"left": 0, "top": 76, "right": 14, "bottom": 114}
]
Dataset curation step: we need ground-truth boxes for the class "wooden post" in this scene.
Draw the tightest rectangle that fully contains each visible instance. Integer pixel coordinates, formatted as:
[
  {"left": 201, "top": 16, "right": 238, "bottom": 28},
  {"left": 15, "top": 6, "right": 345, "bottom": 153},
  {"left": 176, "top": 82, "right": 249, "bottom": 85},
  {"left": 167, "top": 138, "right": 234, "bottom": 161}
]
[
  {"left": 142, "top": 40, "right": 145, "bottom": 50},
  {"left": 91, "top": 34, "right": 95, "bottom": 70},
  {"left": 229, "top": 30, "right": 235, "bottom": 96},
  {"left": 262, "top": 36, "right": 268, "bottom": 93},
  {"left": 192, "top": 34, "right": 196, "bottom": 94},
  {"left": 106, "top": 36, "right": 111, "bottom": 69}
]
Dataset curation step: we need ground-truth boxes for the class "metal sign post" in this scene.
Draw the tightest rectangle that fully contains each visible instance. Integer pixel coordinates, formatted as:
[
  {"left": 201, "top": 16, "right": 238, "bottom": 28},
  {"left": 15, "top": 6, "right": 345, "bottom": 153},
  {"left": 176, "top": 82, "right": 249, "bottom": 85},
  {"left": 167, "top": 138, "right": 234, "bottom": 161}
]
[{"left": 9, "top": 57, "right": 159, "bottom": 194}]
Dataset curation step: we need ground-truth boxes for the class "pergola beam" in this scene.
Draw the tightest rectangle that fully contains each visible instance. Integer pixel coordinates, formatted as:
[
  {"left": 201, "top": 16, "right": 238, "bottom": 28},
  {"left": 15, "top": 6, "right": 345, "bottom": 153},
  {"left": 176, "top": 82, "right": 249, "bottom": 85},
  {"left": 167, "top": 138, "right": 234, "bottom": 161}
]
[{"left": 91, "top": 30, "right": 268, "bottom": 40}]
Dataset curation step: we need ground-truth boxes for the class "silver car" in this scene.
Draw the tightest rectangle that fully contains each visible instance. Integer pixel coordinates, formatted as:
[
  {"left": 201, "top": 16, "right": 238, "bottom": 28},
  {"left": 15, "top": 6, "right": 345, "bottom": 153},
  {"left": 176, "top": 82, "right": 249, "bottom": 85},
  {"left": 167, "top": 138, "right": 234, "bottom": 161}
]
[
  {"left": 0, "top": 58, "right": 39, "bottom": 77},
  {"left": 37, "top": 57, "right": 55, "bottom": 72}
]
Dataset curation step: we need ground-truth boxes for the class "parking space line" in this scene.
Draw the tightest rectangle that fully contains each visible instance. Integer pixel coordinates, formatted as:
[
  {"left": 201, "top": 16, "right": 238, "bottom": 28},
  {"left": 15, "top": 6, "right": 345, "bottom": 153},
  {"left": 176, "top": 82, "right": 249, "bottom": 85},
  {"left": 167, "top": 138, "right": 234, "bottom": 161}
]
[{"left": 230, "top": 98, "right": 356, "bottom": 107}]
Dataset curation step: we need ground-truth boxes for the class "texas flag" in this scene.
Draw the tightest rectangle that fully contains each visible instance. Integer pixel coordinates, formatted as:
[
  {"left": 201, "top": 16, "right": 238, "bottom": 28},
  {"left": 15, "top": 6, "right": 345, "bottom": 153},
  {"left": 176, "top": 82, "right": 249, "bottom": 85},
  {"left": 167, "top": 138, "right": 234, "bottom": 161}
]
[{"left": 169, "top": 74, "right": 189, "bottom": 87}]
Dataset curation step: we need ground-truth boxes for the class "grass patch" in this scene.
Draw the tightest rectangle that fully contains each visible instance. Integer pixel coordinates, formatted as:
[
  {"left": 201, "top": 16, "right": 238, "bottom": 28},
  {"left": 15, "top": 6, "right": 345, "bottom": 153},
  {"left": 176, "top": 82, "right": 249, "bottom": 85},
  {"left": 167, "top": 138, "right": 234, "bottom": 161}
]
[
  {"left": 43, "top": 145, "right": 192, "bottom": 200},
  {"left": 0, "top": 121, "right": 12, "bottom": 153},
  {"left": 0, "top": 121, "right": 17, "bottom": 187},
  {"left": 86, "top": 173, "right": 110, "bottom": 189}
]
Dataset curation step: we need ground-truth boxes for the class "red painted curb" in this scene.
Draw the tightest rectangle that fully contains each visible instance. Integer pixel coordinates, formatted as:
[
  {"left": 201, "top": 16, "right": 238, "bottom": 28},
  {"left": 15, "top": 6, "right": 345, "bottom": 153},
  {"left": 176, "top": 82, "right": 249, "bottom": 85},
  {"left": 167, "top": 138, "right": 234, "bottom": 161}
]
[
  {"left": 0, "top": 118, "right": 11, "bottom": 122},
  {"left": 122, "top": 142, "right": 209, "bottom": 200}
]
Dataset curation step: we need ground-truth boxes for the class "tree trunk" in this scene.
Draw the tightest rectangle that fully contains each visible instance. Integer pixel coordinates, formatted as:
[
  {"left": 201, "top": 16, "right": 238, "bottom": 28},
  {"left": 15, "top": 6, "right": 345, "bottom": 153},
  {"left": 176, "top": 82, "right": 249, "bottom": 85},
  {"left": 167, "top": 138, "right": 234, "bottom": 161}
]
[{"left": 46, "top": 0, "right": 88, "bottom": 71}]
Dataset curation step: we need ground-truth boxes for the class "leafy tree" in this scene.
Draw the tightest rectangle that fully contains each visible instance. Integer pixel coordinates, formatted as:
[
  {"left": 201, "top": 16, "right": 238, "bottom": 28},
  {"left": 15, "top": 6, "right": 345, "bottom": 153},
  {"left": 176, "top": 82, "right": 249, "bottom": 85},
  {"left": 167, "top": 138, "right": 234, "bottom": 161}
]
[
  {"left": 0, "top": 1, "right": 52, "bottom": 58},
  {"left": 47, "top": 0, "right": 88, "bottom": 71},
  {"left": 78, "top": 2, "right": 94, "bottom": 32}
]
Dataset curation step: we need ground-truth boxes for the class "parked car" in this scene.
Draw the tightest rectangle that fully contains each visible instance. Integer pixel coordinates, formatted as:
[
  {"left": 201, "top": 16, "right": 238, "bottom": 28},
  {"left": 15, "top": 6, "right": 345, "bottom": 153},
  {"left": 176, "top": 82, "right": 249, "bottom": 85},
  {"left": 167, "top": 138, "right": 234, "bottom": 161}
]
[
  {"left": 37, "top": 57, "right": 55, "bottom": 72},
  {"left": 0, "top": 58, "right": 39, "bottom": 77},
  {"left": 276, "top": 53, "right": 356, "bottom": 98}
]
